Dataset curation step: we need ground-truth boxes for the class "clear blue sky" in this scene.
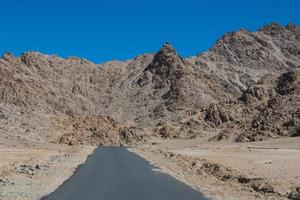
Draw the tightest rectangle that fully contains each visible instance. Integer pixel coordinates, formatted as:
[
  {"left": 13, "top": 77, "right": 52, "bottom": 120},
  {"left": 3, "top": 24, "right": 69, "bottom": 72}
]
[{"left": 1, "top": 0, "right": 299, "bottom": 63}]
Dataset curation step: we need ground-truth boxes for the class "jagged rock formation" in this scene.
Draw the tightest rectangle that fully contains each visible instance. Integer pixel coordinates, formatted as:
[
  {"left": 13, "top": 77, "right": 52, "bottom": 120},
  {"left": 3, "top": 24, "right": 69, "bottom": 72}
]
[
  {"left": 0, "top": 22, "right": 299, "bottom": 145},
  {"left": 205, "top": 67, "right": 300, "bottom": 142},
  {"left": 157, "top": 67, "right": 300, "bottom": 142},
  {"left": 239, "top": 68, "right": 300, "bottom": 141},
  {"left": 58, "top": 116, "right": 148, "bottom": 146}
]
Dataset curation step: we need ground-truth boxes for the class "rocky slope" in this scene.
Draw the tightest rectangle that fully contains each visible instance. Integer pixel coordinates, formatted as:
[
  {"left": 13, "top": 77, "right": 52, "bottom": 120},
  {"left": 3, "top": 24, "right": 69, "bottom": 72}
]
[
  {"left": 209, "top": 67, "right": 300, "bottom": 142},
  {"left": 154, "top": 67, "right": 300, "bottom": 142},
  {"left": 0, "top": 22, "right": 299, "bottom": 145},
  {"left": 189, "top": 22, "right": 300, "bottom": 95}
]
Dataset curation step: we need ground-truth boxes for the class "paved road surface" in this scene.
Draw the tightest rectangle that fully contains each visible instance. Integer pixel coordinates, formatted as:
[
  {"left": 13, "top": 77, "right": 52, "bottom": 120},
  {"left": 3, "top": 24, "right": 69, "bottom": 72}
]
[{"left": 42, "top": 147, "right": 208, "bottom": 200}]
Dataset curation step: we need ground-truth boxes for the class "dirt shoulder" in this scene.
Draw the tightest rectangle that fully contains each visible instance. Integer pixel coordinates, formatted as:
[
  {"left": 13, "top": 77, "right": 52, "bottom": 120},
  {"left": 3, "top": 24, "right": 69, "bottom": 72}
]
[
  {"left": 133, "top": 137, "right": 300, "bottom": 200},
  {"left": 0, "top": 144, "right": 95, "bottom": 200}
]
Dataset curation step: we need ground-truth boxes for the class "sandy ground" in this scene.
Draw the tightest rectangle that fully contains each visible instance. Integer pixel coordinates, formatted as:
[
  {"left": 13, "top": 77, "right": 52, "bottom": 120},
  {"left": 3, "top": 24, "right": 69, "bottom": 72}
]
[
  {"left": 133, "top": 137, "right": 300, "bottom": 200},
  {"left": 0, "top": 144, "right": 95, "bottom": 200},
  {"left": 1, "top": 136, "right": 299, "bottom": 200}
]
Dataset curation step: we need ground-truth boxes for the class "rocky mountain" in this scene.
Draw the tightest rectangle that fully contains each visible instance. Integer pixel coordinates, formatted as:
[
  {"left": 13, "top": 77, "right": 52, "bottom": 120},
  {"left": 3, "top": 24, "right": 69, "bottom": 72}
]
[
  {"left": 0, "top": 22, "right": 299, "bottom": 145},
  {"left": 189, "top": 22, "right": 300, "bottom": 95}
]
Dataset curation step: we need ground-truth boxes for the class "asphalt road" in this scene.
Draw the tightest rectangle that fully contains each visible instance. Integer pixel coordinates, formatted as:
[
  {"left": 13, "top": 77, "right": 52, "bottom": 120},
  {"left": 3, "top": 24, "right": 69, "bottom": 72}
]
[{"left": 42, "top": 147, "right": 208, "bottom": 200}]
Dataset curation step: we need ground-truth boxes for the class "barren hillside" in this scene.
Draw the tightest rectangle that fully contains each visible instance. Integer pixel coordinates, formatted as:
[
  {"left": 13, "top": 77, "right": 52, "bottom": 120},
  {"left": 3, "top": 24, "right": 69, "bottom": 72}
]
[{"left": 0, "top": 22, "right": 299, "bottom": 146}]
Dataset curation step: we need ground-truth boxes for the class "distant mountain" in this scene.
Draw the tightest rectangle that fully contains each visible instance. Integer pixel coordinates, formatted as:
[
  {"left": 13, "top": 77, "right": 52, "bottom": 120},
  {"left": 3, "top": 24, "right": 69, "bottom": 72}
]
[{"left": 0, "top": 22, "right": 299, "bottom": 145}]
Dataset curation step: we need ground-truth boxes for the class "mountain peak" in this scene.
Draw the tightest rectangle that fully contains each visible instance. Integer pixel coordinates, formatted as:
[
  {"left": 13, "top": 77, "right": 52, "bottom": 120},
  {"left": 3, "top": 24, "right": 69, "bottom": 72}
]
[
  {"left": 286, "top": 23, "right": 299, "bottom": 29},
  {"left": 259, "top": 22, "right": 287, "bottom": 35},
  {"left": 1, "top": 52, "right": 14, "bottom": 61},
  {"left": 286, "top": 23, "right": 300, "bottom": 37},
  {"left": 145, "top": 42, "right": 183, "bottom": 72},
  {"left": 159, "top": 42, "right": 177, "bottom": 54}
]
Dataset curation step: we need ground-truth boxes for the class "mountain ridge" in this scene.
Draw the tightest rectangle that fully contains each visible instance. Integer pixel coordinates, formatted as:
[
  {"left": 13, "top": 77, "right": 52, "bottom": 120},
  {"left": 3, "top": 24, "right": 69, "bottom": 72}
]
[{"left": 0, "top": 22, "right": 299, "bottom": 146}]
